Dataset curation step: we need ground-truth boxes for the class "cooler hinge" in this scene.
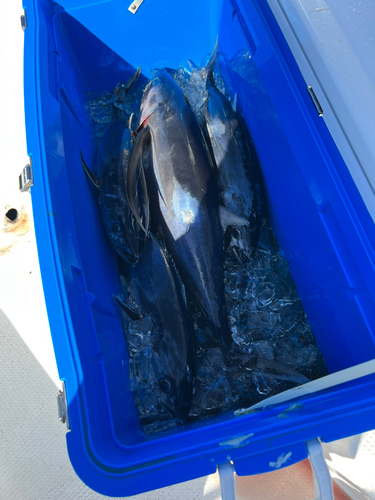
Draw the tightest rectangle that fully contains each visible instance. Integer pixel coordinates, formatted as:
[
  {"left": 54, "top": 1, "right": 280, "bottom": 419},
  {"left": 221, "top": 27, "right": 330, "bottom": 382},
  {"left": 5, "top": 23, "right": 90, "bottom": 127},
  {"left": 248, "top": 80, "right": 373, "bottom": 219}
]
[
  {"left": 19, "top": 158, "right": 33, "bottom": 192},
  {"left": 307, "top": 86, "right": 323, "bottom": 117},
  {"left": 128, "top": 0, "right": 145, "bottom": 14},
  {"left": 20, "top": 10, "right": 27, "bottom": 30},
  {"left": 57, "top": 382, "right": 70, "bottom": 430}
]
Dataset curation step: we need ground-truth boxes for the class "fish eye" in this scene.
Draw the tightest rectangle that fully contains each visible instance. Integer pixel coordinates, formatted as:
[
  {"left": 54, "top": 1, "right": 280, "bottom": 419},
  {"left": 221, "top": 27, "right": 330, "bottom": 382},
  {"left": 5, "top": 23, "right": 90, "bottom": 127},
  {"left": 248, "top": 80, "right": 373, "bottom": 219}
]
[
  {"left": 112, "top": 222, "right": 121, "bottom": 233},
  {"left": 160, "top": 378, "right": 172, "bottom": 394},
  {"left": 233, "top": 228, "right": 241, "bottom": 239}
]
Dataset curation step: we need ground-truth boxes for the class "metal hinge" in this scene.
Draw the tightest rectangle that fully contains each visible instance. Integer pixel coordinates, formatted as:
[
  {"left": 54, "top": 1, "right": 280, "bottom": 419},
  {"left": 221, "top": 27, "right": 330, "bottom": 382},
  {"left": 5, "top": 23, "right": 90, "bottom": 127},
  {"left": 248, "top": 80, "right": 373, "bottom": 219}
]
[
  {"left": 19, "top": 159, "right": 33, "bottom": 192},
  {"left": 128, "top": 0, "right": 145, "bottom": 14},
  {"left": 307, "top": 86, "right": 323, "bottom": 117},
  {"left": 20, "top": 10, "right": 27, "bottom": 30},
  {"left": 57, "top": 382, "right": 70, "bottom": 430}
]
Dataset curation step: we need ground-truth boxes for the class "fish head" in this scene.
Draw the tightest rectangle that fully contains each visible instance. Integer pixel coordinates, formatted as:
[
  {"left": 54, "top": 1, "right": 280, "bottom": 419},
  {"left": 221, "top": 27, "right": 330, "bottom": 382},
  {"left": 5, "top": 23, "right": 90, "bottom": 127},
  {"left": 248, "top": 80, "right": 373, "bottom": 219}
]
[
  {"left": 157, "top": 371, "right": 193, "bottom": 423},
  {"left": 138, "top": 70, "right": 182, "bottom": 128},
  {"left": 152, "top": 336, "right": 193, "bottom": 423},
  {"left": 229, "top": 225, "right": 254, "bottom": 260}
]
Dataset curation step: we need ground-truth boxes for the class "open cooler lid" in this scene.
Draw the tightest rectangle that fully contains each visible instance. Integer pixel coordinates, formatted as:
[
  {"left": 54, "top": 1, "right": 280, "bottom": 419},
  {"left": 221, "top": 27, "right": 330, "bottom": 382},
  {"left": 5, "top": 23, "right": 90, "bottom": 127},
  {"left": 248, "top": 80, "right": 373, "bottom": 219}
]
[{"left": 267, "top": 0, "right": 375, "bottom": 223}]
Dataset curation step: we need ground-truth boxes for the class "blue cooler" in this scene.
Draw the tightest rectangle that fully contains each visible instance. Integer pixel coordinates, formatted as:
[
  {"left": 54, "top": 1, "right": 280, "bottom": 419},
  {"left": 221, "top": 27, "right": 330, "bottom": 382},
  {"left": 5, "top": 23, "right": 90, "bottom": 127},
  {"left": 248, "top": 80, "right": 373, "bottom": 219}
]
[{"left": 22, "top": 0, "right": 375, "bottom": 496}]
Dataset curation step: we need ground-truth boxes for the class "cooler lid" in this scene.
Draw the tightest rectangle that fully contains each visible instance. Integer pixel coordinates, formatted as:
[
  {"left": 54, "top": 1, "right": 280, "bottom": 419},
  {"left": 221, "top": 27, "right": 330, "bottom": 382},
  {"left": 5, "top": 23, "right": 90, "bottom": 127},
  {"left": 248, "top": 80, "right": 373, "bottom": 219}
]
[{"left": 267, "top": 0, "right": 375, "bottom": 223}]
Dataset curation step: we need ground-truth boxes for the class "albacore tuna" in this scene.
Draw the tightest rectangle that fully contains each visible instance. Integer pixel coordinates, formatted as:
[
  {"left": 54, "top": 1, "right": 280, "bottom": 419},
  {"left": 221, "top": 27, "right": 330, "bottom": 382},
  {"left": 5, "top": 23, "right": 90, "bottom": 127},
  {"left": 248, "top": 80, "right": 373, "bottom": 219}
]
[
  {"left": 127, "top": 69, "right": 240, "bottom": 349},
  {"left": 204, "top": 40, "right": 262, "bottom": 259},
  {"left": 116, "top": 233, "right": 195, "bottom": 424}
]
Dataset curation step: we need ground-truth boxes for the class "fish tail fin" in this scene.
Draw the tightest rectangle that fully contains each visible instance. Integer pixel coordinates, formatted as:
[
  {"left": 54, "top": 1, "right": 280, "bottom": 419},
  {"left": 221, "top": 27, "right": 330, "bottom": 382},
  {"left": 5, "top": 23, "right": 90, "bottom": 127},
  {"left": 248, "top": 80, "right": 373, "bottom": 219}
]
[
  {"left": 123, "top": 66, "right": 141, "bottom": 96},
  {"left": 205, "top": 37, "right": 219, "bottom": 87},
  {"left": 80, "top": 151, "right": 100, "bottom": 188}
]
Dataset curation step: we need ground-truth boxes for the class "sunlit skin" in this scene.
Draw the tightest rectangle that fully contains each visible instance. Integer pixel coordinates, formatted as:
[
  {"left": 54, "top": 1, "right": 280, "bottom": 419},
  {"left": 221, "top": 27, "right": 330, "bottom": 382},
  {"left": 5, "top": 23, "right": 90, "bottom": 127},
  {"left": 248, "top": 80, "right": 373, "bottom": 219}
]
[{"left": 204, "top": 41, "right": 262, "bottom": 260}]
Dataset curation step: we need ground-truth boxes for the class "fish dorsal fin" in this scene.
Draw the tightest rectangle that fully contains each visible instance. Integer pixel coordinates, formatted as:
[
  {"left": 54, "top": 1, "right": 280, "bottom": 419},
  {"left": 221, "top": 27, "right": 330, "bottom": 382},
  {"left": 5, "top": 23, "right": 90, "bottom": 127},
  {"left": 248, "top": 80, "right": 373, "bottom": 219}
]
[
  {"left": 219, "top": 205, "right": 249, "bottom": 232},
  {"left": 113, "top": 295, "right": 142, "bottom": 321},
  {"left": 80, "top": 151, "right": 100, "bottom": 188},
  {"left": 126, "top": 127, "right": 151, "bottom": 235}
]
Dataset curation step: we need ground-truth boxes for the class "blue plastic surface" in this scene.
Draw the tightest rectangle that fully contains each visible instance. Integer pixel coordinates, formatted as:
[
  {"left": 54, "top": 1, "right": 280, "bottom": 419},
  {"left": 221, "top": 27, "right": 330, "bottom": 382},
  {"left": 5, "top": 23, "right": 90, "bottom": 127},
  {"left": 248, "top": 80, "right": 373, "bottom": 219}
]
[{"left": 23, "top": 0, "right": 375, "bottom": 496}]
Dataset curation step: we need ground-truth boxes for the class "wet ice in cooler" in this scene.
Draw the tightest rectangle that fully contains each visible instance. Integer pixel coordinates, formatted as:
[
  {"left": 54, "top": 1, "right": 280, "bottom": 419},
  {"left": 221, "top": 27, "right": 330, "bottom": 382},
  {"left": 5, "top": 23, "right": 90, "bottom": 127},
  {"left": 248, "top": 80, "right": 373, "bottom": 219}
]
[{"left": 85, "top": 51, "right": 328, "bottom": 432}]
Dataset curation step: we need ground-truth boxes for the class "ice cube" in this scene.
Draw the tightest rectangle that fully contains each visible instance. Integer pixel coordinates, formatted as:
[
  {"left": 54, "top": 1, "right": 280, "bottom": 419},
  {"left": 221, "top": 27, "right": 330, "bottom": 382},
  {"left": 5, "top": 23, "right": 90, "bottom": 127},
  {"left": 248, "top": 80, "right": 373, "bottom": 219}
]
[
  {"left": 254, "top": 281, "right": 275, "bottom": 308},
  {"left": 143, "top": 418, "right": 181, "bottom": 435},
  {"left": 132, "top": 348, "right": 152, "bottom": 387},
  {"left": 251, "top": 369, "right": 271, "bottom": 395},
  {"left": 253, "top": 340, "right": 274, "bottom": 360},
  {"left": 203, "top": 376, "right": 232, "bottom": 411},
  {"left": 128, "top": 317, "right": 153, "bottom": 337},
  {"left": 301, "top": 345, "right": 319, "bottom": 367},
  {"left": 126, "top": 318, "right": 153, "bottom": 356}
]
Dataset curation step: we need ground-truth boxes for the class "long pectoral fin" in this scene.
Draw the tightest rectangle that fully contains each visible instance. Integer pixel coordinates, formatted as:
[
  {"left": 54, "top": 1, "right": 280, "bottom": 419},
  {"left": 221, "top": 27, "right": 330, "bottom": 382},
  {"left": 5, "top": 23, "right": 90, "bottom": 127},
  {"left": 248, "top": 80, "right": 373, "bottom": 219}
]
[
  {"left": 132, "top": 104, "right": 159, "bottom": 139},
  {"left": 126, "top": 127, "right": 151, "bottom": 234},
  {"left": 219, "top": 205, "right": 249, "bottom": 232},
  {"left": 113, "top": 295, "right": 142, "bottom": 321},
  {"left": 80, "top": 151, "right": 100, "bottom": 188},
  {"left": 139, "top": 152, "right": 150, "bottom": 238}
]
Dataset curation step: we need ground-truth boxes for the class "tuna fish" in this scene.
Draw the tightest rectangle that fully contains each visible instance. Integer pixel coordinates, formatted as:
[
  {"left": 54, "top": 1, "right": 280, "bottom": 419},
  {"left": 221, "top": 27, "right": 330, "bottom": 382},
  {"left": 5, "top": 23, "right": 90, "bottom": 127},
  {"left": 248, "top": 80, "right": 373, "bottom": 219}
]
[
  {"left": 127, "top": 69, "right": 235, "bottom": 350},
  {"left": 204, "top": 40, "right": 262, "bottom": 259},
  {"left": 116, "top": 234, "right": 195, "bottom": 423},
  {"left": 81, "top": 119, "right": 149, "bottom": 264}
]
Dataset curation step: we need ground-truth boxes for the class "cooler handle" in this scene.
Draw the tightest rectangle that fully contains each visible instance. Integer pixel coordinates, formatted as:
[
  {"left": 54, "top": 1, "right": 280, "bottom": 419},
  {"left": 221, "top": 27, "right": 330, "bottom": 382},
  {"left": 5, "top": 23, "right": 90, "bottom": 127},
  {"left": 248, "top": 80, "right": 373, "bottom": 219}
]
[
  {"left": 306, "top": 439, "right": 334, "bottom": 500},
  {"left": 218, "top": 438, "right": 333, "bottom": 500},
  {"left": 218, "top": 462, "right": 236, "bottom": 500}
]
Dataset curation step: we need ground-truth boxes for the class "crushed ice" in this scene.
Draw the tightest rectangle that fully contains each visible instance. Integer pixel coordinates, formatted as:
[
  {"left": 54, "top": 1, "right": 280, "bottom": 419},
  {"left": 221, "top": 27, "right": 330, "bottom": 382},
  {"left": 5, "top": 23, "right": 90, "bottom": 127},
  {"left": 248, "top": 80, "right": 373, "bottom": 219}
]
[{"left": 85, "top": 53, "right": 328, "bottom": 434}]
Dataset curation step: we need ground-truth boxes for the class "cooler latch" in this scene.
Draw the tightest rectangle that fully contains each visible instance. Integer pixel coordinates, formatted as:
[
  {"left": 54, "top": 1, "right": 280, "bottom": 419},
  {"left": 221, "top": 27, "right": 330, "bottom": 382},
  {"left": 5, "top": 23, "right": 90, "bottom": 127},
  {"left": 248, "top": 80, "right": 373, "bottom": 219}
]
[
  {"left": 20, "top": 10, "right": 27, "bottom": 30},
  {"left": 19, "top": 159, "right": 33, "bottom": 192},
  {"left": 57, "top": 382, "right": 70, "bottom": 430}
]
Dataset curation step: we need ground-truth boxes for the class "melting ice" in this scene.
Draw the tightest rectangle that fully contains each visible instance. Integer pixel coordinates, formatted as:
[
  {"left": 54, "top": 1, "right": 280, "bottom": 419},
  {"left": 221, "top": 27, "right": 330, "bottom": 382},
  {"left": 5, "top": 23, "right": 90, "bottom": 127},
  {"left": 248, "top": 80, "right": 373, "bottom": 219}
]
[{"left": 86, "top": 51, "right": 328, "bottom": 434}]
